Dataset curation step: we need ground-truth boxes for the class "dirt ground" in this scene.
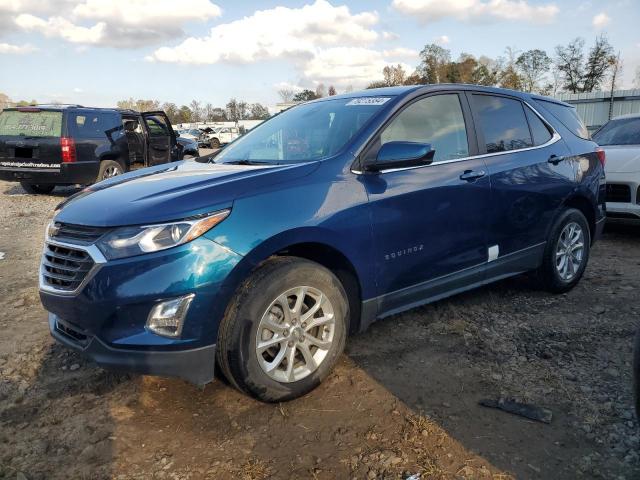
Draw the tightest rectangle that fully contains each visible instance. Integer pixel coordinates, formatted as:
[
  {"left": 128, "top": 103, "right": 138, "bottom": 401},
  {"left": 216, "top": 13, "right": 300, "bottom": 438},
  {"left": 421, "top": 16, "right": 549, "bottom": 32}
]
[{"left": 1, "top": 178, "right": 639, "bottom": 480}]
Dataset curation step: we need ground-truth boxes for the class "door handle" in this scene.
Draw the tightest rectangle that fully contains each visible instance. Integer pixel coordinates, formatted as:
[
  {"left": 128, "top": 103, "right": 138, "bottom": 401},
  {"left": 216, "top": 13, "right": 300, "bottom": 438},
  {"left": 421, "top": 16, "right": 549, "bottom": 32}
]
[
  {"left": 548, "top": 154, "right": 565, "bottom": 165},
  {"left": 459, "top": 170, "right": 486, "bottom": 181}
]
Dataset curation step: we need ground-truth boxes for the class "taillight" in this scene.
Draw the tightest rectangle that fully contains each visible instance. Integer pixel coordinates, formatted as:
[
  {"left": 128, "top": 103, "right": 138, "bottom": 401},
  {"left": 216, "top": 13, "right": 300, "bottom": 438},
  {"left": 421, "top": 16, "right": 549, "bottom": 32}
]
[
  {"left": 595, "top": 147, "right": 606, "bottom": 168},
  {"left": 61, "top": 137, "right": 76, "bottom": 163}
]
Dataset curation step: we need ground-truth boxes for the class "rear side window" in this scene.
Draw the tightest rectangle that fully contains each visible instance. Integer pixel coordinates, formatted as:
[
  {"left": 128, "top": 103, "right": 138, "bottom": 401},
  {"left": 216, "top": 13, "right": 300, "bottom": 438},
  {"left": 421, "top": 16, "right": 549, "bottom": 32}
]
[
  {"left": 0, "top": 110, "right": 62, "bottom": 137},
  {"left": 534, "top": 100, "right": 589, "bottom": 139},
  {"left": 472, "top": 95, "right": 532, "bottom": 153},
  {"left": 380, "top": 94, "right": 469, "bottom": 162},
  {"left": 593, "top": 117, "right": 640, "bottom": 146},
  {"left": 524, "top": 105, "right": 553, "bottom": 146},
  {"left": 69, "top": 112, "right": 121, "bottom": 138}
]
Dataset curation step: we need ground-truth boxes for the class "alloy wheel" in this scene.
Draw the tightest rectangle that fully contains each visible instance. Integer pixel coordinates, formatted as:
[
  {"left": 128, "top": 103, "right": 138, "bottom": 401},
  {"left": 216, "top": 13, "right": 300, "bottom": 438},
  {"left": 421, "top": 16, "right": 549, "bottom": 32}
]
[
  {"left": 256, "top": 286, "right": 335, "bottom": 383},
  {"left": 555, "top": 221, "right": 585, "bottom": 281},
  {"left": 102, "top": 165, "right": 122, "bottom": 180}
]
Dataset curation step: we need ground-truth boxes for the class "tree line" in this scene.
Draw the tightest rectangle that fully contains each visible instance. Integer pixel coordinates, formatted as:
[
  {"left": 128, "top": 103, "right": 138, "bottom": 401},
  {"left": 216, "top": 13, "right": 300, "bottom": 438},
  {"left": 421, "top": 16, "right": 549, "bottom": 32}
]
[
  {"left": 367, "top": 35, "right": 626, "bottom": 96},
  {"left": 115, "top": 98, "right": 270, "bottom": 124}
]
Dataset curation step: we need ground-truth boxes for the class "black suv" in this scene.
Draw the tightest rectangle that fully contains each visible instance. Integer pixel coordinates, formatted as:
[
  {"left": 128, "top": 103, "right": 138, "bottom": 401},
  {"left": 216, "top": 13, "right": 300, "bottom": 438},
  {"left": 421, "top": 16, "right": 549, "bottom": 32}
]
[{"left": 0, "top": 105, "right": 186, "bottom": 194}]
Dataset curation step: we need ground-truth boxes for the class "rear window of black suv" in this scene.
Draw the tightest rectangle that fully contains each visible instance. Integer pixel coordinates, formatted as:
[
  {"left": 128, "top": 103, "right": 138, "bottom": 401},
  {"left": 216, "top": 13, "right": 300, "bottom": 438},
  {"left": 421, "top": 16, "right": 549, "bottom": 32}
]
[
  {"left": 534, "top": 99, "right": 590, "bottom": 140},
  {"left": 0, "top": 110, "right": 63, "bottom": 137}
]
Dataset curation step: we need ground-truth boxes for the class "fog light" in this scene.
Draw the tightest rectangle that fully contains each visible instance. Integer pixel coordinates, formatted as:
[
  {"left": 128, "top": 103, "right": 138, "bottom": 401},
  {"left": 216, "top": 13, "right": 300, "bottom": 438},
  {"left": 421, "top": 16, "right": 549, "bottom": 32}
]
[{"left": 146, "top": 294, "right": 195, "bottom": 338}]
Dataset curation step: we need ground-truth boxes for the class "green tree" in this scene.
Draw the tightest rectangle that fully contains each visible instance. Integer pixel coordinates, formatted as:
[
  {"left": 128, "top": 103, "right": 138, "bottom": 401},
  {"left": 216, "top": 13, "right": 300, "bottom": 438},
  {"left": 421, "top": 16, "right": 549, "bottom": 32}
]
[
  {"left": 417, "top": 43, "right": 451, "bottom": 84},
  {"left": 176, "top": 105, "right": 192, "bottom": 124},
  {"left": 516, "top": 49, "right": 552, "bottom": 93},
  {"left": 226, "top": 98, "right": 249, "bottom": 122},
  {"left": 161, "top": 102, "right": 179, "bottom": 123},
  {"left": 292, "top": 89, "right": 319, "bottom": 102},
  {"left": 582, "top": 35, "right": 615, "bottom": 92},
  {"left": 555, "top": 38, "right": 586, "bottom": 93},
  {"left": 249, "top": 103, "right": 270, "bottom": 120}
]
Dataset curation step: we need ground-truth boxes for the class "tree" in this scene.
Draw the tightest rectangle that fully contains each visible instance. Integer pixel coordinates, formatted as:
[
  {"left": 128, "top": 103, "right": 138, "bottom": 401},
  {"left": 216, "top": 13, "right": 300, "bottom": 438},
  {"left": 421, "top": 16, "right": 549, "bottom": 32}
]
[
  {"left": 516, "top": 49, "right": 552, "bottom": 93},
  {"left": 226, "top": 98, "right": 248, "bottom": 123},
  {"left": 277, "top": 88, "right": 295, "bottom": 103},
  {"left": 292, "top": 89, "right": 319, "bottom": 102},
  {"left": 416, "top": 43, "right": 451, "bottom": 84},
  {"left": 383, "top": 64, "right": 407, "bottom": 86},
  {"left": 315, "top": 83, "right": 326, "bottom": 98},
  {"left": 176, "top": 105, "right": 192, "bottom": 124},
  {"left": 189, "top": 100, "right": 202, "bottom": 122},
  {"left": 366, "top": 80, "right": 388, "bottom": 89},
  {"left": 582, "top": 35, "right": 615, "bottom": 92},
  {"left": 498, "top": 47, "right": 523, "bottom": 90},
  {"left": 209, "top": 107, "right": 227, "bottom": 121},
  {"left": 249, "top": 103, "right": 270, "bottom": 120},
  {"left": 161, "top": 102, "right": 179, "bottom": 123},
  {"left": 328, "top": 85, "right": 337, "bottom": 96},
  {"left": 555, "top": 38, "right": 586, "bottom": 93}
]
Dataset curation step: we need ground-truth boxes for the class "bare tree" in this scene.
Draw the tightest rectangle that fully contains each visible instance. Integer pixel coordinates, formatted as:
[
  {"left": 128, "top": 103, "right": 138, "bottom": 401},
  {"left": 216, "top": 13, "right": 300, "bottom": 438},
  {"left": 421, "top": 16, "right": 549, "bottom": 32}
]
[
  {"left": 189, "top": 100, "right": 202, "bottom": 122},
  {"left": 582, "top": 35, "right": 615, "bottom": 92},
  {"left": 226, "top": 98, "right": 248, "bottom": 123},
  {"left": 277, "top": 88, "right": 295, "bottom": 103},
  {"left": 315, "top": 83, "right": 326, "bottom": 98},
  {"left": 328, "top": 85, "right": 337, "bottom": 96},
  {"left": 383, "top": 64, "right": 407, "bottom": 86}
]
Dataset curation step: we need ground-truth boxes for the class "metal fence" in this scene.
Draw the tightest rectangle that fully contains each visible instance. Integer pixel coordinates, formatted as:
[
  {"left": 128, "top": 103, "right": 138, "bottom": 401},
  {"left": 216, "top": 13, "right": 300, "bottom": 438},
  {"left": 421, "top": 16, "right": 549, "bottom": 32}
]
[{"left": 556, "top": 89, "right": 640, "bottom": 133}]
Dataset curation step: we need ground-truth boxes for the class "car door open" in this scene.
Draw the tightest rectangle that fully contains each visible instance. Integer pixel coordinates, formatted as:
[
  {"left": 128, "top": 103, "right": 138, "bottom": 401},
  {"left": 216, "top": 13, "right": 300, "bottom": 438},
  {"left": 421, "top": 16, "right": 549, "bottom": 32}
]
[{"left": 142, "top": 111, "right": 175, "bottom": 166}]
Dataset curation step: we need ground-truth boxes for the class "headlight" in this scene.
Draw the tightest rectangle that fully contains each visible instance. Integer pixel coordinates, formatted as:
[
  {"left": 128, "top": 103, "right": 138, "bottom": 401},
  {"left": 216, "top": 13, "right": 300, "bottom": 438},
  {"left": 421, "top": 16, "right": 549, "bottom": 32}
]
[{"left": 96, "top": 209, "right": 230, "bottom": 260}]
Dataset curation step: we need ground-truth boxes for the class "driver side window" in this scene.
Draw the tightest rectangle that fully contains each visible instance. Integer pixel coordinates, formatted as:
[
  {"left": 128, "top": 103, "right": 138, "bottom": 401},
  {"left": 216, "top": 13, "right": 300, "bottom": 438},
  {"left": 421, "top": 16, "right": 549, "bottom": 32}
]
[{"left": 380, "top": 94, "right": 469, "bottom": 163}]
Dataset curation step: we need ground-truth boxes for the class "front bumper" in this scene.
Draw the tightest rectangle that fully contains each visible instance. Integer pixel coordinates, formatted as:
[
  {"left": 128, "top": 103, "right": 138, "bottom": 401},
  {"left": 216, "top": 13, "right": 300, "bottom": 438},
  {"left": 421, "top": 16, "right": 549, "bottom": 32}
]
[
  {"left": 40, "top": 236, "right": 243, "bottom": 384},
  {"left": 605, "top": 174, "right": 640, "bottom": 222},
  {"left": 50, "top": 314, "right": 216, "bottom": 384},
  {"left": 0, "top": 161, "right": 99, "bottom": 185}
]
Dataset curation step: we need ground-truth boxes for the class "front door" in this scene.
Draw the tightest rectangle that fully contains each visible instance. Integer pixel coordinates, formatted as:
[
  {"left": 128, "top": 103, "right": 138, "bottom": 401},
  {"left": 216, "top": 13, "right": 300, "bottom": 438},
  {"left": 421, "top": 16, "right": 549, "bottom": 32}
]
[
  {"left": 358, "top": 92, "right": 491, "bottom": 317},
  {"left": 142, "top": 111, "right": 175, "bottom": 166}
]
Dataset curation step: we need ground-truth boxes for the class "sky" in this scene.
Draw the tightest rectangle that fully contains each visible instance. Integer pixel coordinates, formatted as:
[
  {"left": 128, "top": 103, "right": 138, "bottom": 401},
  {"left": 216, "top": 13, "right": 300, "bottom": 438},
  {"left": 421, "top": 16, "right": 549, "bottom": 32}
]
[{"left": 0, "top": 0, "right": 639, "bottom": 108}]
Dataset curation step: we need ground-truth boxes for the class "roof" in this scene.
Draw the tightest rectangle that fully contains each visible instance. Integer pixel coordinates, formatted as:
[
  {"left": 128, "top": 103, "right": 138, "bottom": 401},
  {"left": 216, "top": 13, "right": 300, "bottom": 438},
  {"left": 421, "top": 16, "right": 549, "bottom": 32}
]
[
  {"left": 4, "top": 104, "right": 137, "bottom": 114},
  {"left": 312, "top": 83, "right": 570, "bottom": 106}
]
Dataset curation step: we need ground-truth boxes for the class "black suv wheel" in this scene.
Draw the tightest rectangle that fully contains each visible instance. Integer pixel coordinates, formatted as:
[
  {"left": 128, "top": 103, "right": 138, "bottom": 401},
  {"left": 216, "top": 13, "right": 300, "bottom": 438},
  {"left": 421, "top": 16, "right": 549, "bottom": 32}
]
[
  {"left": 97, "top": 160, "right": 124, "bottom": 182},
  {"left": 217, "top": 257, "right": 348, "bottom": 402}
]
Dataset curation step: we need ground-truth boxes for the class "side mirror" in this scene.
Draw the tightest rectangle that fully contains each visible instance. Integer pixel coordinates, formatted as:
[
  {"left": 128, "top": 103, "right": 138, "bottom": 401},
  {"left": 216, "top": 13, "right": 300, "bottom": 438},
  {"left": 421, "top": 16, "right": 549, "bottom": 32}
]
[{"left": 365, "top": 141, "right": 435, "bottom": 173}]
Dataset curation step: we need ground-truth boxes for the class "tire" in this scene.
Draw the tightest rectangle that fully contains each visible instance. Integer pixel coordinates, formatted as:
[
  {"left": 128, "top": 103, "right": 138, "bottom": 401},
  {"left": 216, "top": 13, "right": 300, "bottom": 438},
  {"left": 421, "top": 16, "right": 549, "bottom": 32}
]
[
  {"left": 634, "top": 326, "right": 640, "bottom": 421},
  {"left": 536, "top": 208, "right": 590, "bottom": 293},
  {"left": 217, "top": 257, "right": 349, "bottom": 402},
  {"left": 20, "top": 182, "right": 55, "bottom": 194},
  {"left": 97, "top": 160, "right": 125, "bottom": 182},
  {"left": 211, "top": 138, "right": 220, "bottom": 148}
]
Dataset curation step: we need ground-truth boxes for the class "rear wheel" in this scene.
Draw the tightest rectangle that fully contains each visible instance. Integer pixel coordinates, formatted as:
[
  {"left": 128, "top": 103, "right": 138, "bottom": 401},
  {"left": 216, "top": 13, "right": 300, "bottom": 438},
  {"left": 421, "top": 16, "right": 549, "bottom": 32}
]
[
  {"left": 20, "top": 182, "right": 55, "bottom": 194},
  {"left": 536, "top": 208, "right": 590, "bottom": 293},
  {"left": 216, "top": 257, "right": 348, "bottom": 402},
  {"left": 97, "top": 160, "right": 124, "bottom": 182}
]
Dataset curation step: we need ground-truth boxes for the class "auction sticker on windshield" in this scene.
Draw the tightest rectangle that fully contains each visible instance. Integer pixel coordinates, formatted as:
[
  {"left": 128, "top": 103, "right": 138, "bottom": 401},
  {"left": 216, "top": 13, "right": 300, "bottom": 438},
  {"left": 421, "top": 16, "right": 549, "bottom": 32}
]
[{"left": 346, "top": 97, "right": 391, "bottom": 106}]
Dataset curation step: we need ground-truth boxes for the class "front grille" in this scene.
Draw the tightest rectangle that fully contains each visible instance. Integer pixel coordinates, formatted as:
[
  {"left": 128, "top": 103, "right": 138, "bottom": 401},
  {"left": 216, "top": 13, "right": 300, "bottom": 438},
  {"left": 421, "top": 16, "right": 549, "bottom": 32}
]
[
  {"left": 50, "top": 222, "right": 108, "bottom": 245},
  {"left": 606, "top": 184, "right": 631, "bottom": 203},
  {"left": 41, "top": 242, "right": 95, "bottom": 292}
]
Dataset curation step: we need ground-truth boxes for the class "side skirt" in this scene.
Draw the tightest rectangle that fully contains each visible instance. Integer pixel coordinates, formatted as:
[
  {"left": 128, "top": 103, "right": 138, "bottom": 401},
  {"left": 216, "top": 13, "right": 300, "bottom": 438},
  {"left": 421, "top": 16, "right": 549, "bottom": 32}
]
[{"left": 358, "top": 242, "right": 545, "bottom": 332}]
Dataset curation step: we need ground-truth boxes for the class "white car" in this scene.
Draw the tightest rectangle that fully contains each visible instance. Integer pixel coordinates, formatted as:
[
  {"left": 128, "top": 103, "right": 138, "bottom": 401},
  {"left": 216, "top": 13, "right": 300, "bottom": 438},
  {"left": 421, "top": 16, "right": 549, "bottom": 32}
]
[
  {"left": 178, "top": 128, "right": 203, "bottom": 142},
  {"left": 593, "top": 114, "right": 640, "bottom": 223},
  {"left": 205, "top": 126, "right": 240, "bottom": 148}
]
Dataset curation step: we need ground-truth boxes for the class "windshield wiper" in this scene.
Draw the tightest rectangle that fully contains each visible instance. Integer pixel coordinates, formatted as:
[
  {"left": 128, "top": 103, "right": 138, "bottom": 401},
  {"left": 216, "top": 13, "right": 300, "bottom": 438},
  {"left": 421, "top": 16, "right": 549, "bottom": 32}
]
[{"left": 221, "top": 160, "right": 273, "bottom": 165}]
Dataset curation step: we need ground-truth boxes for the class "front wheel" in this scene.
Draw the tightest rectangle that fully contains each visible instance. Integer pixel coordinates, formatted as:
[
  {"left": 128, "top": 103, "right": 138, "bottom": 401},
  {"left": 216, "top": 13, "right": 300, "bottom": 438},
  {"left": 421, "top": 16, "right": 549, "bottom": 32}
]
[
  {"left": 20, "top": 182, "right": 55, "bottom": 194},
  {"left": 536, "top": 208, "right": 590, "bottom": 293},
  {"left": 216, "top": 257, "right": 349, "bottom": 402},
  {"left": 97, "top": 160, "right": 124, "bottom": 182}
]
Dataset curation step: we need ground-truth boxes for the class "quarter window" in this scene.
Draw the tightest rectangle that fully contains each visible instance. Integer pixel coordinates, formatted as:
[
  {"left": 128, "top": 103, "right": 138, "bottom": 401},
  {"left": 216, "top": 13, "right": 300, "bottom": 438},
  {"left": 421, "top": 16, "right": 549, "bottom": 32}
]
[
  {"left": 472, "top": 95, "right": 533, "bottom": 153},
  {"left": 524, "top": 105, "right": 553, "bottom": 146},
  {"left": 380, "top": 94, "right": 469, "bottom": 163}
]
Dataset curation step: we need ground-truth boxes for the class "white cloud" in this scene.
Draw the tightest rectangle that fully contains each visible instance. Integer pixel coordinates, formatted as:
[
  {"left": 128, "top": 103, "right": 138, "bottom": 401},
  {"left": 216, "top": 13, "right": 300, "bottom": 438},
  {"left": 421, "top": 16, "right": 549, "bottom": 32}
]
[
  {"left": 592, "top": 12, "right": 611, "bottom": 29},
  {"left": 0, "top": 42, "right": 37, "bottom": 54},
  {"left": 382, "top": 31, "right": 400, "bottom": 41},
  {"left": 383, "top": 47, "right": 419, "bottom": 59},
  {"left": 392, "top": 0, "right": 559, "bottom": 24},
  {"left": 434, "top": 35, "right": 450, "bottom": 45},
  {"left": 148, "top": 0, "right": 379, "bottom": 64},
  {"left": 304, "top": 47, "right": 413, "bottom": 88},
  {"left": 10, "top": 0, "right": 222, "bottom": 48}
]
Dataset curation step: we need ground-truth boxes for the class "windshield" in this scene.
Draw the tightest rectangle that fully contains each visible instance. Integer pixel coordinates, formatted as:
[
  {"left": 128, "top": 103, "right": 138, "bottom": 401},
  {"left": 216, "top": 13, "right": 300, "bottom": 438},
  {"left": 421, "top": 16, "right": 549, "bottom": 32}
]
[
  {"left": 215, "top": 97, "right": 391, "bottom": 164},
  {"left": 0, "top": 110, "right": 63, "bottom": 137},
  {"left": 593, "top": 117, "right": 640, "bottom": 146}
]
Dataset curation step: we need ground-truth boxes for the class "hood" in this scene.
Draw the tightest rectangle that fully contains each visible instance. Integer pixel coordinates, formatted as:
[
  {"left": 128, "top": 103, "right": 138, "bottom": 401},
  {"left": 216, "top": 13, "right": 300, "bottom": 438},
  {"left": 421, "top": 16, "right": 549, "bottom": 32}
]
[
  {"left": 56, "top": 160, "right": 318, "bottom": 227},
  {"left": 603, "top": 145, "right": 640, "bottom": 173}
]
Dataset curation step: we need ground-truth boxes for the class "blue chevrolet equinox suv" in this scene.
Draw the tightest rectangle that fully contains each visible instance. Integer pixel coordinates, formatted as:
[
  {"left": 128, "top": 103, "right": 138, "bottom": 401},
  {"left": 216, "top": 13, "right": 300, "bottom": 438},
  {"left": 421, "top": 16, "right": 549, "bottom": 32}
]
[{"left": 41, "top": 85, "right": 606, "bottom": 401}]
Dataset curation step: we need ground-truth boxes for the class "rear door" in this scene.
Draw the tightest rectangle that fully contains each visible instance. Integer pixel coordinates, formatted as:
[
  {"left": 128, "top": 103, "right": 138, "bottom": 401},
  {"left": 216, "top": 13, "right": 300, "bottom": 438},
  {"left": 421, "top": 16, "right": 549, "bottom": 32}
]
[
  {"left": 141, "top": 111, "right": 176, "bottom": 165},
  {"left": 467, "top": 92, "right": 573, "bottom": 271},
  {"left": 0, "top": 108, "right": 63, "bottom": 171}
]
